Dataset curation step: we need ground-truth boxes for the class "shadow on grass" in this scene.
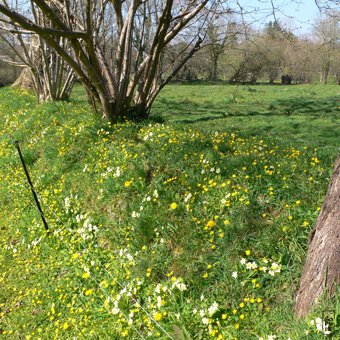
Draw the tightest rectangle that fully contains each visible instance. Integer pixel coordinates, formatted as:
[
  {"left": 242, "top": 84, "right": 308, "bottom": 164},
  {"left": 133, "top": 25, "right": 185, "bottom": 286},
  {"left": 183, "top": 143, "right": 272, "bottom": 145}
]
[
  {"left": 156, "top": 95, "right": 339, "bottom": 124},
  {"left": 269, "top": 96, "right": 339, "bottom": 117}
]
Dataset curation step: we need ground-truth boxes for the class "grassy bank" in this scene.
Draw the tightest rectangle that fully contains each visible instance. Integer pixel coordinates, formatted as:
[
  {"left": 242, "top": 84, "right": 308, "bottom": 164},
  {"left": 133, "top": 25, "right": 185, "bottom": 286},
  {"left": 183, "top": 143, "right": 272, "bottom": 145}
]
[{"left": 0, "top": 84, "right": 339, "bottom": 339}]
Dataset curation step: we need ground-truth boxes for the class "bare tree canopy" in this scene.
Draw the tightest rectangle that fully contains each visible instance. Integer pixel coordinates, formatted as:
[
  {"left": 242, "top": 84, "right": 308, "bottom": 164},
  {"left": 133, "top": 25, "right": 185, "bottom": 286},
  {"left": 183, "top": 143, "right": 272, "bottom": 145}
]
[{"left": 0, "top": 0, "right": 222, "bottom": 120}]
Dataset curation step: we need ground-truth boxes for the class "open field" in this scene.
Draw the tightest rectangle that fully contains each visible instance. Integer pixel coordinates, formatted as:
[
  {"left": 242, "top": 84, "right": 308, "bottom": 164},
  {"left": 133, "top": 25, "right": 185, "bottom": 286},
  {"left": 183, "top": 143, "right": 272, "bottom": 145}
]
[{"left": 0, "top": 84, "right": 339, "bottom": 339}]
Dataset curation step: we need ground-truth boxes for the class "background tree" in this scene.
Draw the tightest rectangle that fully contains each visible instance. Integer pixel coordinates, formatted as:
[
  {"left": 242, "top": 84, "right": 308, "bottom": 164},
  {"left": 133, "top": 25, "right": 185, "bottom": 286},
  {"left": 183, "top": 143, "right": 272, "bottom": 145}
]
[
  {"left": 314, "top": 13, "right": 340, "bottom": 84},
  {"left": 0, "top": 0, "right": 218, "bottom": 121},
  {"left": 206, "top": 18, "right": 236, "bottom": 81},
  {"left": 0, "top": 34, "right": 20, "bottom": 84}
]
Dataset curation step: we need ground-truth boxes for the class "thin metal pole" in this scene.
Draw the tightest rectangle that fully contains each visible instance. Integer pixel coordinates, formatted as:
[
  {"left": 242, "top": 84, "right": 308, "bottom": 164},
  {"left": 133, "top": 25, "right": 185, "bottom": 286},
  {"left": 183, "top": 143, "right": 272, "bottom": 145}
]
[{"left": 14, "top": 141, "right": 49, "bottom": 231}]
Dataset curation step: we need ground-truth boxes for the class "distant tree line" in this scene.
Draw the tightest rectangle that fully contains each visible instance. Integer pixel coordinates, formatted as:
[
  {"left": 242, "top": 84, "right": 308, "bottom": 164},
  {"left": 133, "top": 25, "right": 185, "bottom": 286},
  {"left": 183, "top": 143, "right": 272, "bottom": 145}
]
[
  {"left": 0, "top": 2, "right": 339, "bottom": 118},
  {"left": 176, "top": 14, "right": 340, "bottom": 85}
]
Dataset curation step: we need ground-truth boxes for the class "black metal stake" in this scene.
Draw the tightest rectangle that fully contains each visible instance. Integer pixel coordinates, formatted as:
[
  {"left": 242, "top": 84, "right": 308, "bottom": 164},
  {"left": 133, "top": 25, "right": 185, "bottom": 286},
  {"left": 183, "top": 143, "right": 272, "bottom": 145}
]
[{"left": 14, "top": 141, "right": 49, "bottom": 231}]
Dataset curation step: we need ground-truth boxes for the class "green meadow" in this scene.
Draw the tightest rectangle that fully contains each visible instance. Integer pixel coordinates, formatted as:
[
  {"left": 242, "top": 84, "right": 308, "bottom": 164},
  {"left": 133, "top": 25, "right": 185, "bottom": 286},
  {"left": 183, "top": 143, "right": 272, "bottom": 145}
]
[{"left": 0, "top": 84, "right": 339, "bottom": 339}]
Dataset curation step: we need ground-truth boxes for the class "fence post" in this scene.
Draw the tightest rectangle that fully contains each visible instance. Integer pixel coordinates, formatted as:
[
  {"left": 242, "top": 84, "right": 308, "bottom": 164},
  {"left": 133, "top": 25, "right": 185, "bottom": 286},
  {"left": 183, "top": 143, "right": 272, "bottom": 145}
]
[{"left": 14, "top": 140, "right": 49, "bottom": 231}]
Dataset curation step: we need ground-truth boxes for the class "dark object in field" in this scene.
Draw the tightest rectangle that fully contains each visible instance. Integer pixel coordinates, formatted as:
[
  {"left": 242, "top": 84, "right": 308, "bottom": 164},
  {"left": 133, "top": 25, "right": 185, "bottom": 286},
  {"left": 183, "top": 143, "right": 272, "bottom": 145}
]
[
  {"left": 281, "top": 74, "right": 292, "bottom": 85},
  {"left": 14, "top": 141, "right": 49, "bottom": 231},
  {"left": 295, "top": 153, "right": 340, "bottom": 317}
]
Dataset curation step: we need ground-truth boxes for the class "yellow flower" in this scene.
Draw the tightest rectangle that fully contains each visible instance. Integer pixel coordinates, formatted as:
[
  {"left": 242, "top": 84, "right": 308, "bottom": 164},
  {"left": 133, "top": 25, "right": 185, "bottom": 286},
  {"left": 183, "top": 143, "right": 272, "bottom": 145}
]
[
  {"left": 288, "top": 215, "right": 293, "bottom": 221},
  {"left": 124, "top": 180, "right": 133, "bottom": 187},
  {"left": 239, "top": 314, "right": 245, "bottom": 320},
  {"left": 100, "top": 280, "right": 109, "bottom": 288},
  {"left": 222, "top": 314, "right": 227, "bottom": 320},
  {"left": 239, "top": 302, "right": 245, "bottom": 308},
  {"left": 84, "top": 289, "right": 93, "bottom": 296},
  {"left": 245, "top": 250, "right": 251, "bottom": 256},
  {"left": 223, "top": 219, "right": 230, "bottom": 225},
  {"left": 62, "top": 322, "right": 69, "bottom": 330},
  {"left": 154, "top": 312, "right": 163, "bottom": 321},
  {"left": 207, "top": 220, "right": 215, "bottom": 228},
  {"left": 72, "top": 253, "right": 79, "bottom": 259},
  {"left": 203, "top": 272, "right": 209, "bottom": 278},
  {"left": 234, "top": 323, "right": 240, "bottom": 329},
  {"left": 170, "top": 202, "right": 178, "bottom": 210},
  {"left": 82, "top": 272, "right": 90, "bottom": 279}
]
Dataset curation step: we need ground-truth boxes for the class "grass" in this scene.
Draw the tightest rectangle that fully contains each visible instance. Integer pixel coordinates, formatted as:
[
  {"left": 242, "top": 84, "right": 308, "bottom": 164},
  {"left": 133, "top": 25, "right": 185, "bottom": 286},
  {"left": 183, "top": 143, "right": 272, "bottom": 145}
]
[{"left": 0, "top": 83, "right": 339, "bottom": 339}]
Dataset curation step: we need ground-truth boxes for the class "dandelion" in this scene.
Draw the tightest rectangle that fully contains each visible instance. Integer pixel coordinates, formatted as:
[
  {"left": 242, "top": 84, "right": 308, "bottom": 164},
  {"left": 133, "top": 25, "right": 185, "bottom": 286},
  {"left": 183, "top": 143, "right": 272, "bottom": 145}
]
[
  {"left": 72, "top": 253, "right": 79, "bottom": 259},
  {"left": 82, "top": 272, "right": 90, "bottom": 279},
  {"left": 153, "top": 312, "right": 163, "bottom": 321},
  {"left": 170, "top": 202, "right": 178, "bottom": 210},
  {"left": 206, "top": 220, "right": 215, "bottom": 228},
  {"left": 124, "top": 180, "right": 132, "bottom": 187}
]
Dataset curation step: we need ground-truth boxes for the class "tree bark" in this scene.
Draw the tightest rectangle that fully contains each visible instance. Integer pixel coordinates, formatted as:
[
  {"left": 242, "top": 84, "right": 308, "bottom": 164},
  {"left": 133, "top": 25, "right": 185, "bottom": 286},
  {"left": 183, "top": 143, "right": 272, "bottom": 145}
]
[
  {"left": 12, "top": 67, "right": 33, "bottom": 88},
  {"left": 295, "top": 153, "right": 340, "bottom": 318}
]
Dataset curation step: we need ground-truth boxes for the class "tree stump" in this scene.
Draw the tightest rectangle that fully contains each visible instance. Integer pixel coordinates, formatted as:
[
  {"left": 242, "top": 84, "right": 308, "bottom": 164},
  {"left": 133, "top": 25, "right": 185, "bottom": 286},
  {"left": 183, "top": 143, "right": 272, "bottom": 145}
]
[{"left": 295, "top": 153, "right": 340, "bottom": 317}]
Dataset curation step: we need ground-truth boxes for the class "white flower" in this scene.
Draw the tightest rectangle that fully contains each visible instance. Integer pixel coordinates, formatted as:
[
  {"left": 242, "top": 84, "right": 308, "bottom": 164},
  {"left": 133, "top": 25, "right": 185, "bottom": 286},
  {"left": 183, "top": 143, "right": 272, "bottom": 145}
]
[
  {"left": 240, "top": 258, "right": 247, "bottom": 265},
  {"left": 114, "top": 167, "right": 121, "bottom": 177},
  {"left": 176, "top": 282, "right": 187, "bottom": 291},
  {"left": 202, "top": 317, "right": 209, "bottom": 325},
  {"left": 314, "top": 317, "right": 331, "bottom": 335},
  {"left": 111, "top": 307, "right": 120, "bottom": 315},
  {"left": 199, "top": 309, "right": 205, "bottom": 317},
  {"left": 131, "top": 211, "right": 140, "bottom": 218},
  {"left": 184, "top": 193, "right": 192, "bottom": 203},
  {"left": 232, "top": 271, "right": 238, "bottom": 279},
  {"left": 208, "top": 302, "right": 219, "bottom": 316}
]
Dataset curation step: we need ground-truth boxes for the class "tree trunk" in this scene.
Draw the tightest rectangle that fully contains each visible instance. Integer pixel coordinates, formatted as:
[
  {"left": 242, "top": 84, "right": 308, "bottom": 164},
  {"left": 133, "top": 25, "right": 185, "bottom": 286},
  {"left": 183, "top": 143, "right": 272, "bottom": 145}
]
[
  {"left": 295, "top": 153, "right": 340, "bottom": 318},
  {"left": 12, "top": 68, "right": 33, "bottom": 89}
]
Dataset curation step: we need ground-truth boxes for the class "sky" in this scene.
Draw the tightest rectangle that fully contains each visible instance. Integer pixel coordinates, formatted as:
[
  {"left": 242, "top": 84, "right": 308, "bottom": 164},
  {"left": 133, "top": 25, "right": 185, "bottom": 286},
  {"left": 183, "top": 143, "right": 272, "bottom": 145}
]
[{"left": 236, "top": 0, "right": 324, "bottom": 35}]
